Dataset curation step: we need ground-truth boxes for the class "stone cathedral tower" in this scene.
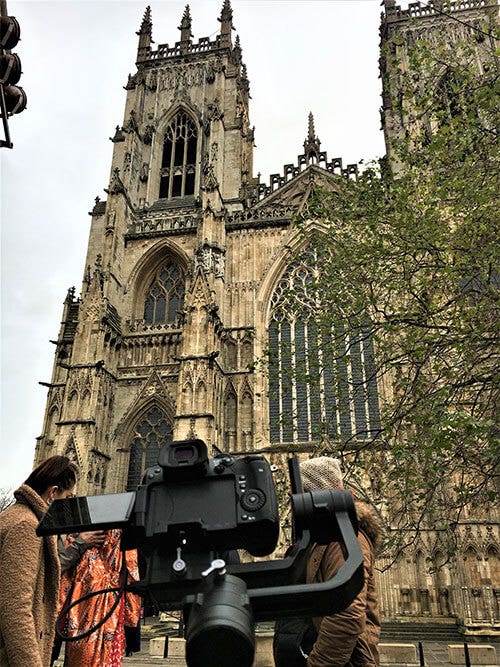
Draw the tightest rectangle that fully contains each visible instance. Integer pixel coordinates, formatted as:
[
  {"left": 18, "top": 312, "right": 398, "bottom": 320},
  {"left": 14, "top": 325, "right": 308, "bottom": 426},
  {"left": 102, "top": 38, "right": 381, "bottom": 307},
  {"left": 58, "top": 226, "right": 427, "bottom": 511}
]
[
  {"left": 35, "top": 1, "right": 498, "bottom": 631},
  {"left": 35, "top": 1, "right": 366, "bottom": 495}
]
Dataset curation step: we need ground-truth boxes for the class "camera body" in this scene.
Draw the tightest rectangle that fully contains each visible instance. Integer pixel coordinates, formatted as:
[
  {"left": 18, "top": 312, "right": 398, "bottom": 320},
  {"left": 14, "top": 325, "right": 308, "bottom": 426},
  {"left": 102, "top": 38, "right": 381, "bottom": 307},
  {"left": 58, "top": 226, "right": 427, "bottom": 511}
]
[
  {"left": 37, "top": 441, "right": 365, "bottom": 667},
  {"left": 129, "top": 439, "right": 279, "bottom": 557}
]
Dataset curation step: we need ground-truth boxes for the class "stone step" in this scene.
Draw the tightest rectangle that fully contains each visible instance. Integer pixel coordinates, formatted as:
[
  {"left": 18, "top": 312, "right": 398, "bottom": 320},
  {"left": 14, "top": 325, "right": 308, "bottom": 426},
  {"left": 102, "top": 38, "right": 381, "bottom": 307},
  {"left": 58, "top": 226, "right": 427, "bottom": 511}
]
[{"left": 381, "top": 621, "right": 464, "bottom": 642}]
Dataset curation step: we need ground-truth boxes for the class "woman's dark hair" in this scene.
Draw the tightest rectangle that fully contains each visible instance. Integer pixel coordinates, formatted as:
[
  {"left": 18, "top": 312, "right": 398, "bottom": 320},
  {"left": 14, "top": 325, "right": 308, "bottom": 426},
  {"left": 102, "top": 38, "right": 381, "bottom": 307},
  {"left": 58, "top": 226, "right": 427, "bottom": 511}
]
[{"left": 24, "top": 456, "right": 78, "bottom": 496}]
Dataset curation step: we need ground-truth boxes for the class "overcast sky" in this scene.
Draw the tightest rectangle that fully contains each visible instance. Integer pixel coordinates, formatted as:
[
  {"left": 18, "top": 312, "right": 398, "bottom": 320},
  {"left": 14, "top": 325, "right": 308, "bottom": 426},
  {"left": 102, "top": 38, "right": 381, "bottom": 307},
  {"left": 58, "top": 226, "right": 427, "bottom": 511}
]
[{"left": 1, "top": 0, "right": 403, "bottom": 491}]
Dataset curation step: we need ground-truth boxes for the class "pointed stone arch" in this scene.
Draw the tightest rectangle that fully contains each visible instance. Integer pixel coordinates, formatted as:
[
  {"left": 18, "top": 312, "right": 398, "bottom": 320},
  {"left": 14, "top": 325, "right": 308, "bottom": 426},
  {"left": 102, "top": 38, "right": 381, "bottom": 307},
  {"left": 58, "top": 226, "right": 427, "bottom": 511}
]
[
  {"left": 65, "top": 389, "right": 79, "bottom": 420},
  {"left": 195, "top": 380, "right": 207, "bottom": 414},
  {"left": 223, "top": 383, "right": 237, "bottom": 451},
  {"left": 240, "top": 381, "right": 254, "bottom": 451},
  {"left": 258, "top": 235, "right": 381, "bottom": 446},
  {"left": 81, "top": 388, "right": 91, "bottom": 407},
  {"left": 155, "top": 103, "right": 202, "bottom": 201},
  {"left": 156, "top": 101, "right": 203, "bottom": 136},
  {"left": 111, "top": 370, "right": 176, "bottom": 491},
  {"left": 64, "top": 434, "right": 83, "bottom": 468},
  {"left": 115, "top": 398, "right": 175, "bottom": 491},
  {"left": 256, "top": 221, "right": 328, "bottom": 327},
  {"left": 126, "top": 239, "right": 190, "bottom": 327},
  {"left": 187, "top": 268, "right": 213, "bottom": 309}
]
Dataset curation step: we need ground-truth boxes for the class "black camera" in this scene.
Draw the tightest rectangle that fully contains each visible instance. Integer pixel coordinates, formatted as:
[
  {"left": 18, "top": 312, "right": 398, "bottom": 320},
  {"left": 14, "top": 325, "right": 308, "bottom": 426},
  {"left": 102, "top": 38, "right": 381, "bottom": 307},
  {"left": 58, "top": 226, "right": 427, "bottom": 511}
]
[
  {"left": 37, "top": 440, "right": 364, "bottom": 667},
  {"left": 135, "top": 439, "right": 279, "bottom": 557}
]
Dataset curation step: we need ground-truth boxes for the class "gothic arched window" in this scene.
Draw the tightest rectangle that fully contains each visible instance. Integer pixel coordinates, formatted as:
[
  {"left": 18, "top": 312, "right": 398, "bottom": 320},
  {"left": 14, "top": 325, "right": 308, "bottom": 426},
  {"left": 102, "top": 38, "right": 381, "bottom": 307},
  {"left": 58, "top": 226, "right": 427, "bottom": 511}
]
[
  {"left": 144, "top": 260, "right": 185, "bottom": 325},
  {"left": 268, "top": 251, "right": 381, "bottom": 444},
  {"left": 159, "top": 111, "right": 198, "bottom": 199},
  {"left": 126, "top": 407, "right": 173, "bottom": 490}
]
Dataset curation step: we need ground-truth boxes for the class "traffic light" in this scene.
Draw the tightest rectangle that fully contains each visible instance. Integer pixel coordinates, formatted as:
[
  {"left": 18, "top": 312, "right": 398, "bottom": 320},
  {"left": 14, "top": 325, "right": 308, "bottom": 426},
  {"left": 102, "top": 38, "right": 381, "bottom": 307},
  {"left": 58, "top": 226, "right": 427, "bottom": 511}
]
[{"left": 0, "top": 12, "right": 27, "bottom": 148}]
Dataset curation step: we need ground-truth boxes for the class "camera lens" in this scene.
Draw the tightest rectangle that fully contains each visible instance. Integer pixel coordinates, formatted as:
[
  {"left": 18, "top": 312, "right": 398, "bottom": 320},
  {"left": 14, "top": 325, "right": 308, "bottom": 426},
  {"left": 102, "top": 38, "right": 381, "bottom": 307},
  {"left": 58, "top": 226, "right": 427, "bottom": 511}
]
[{"left": 186, "top": 575, "right": 254, "bottom": 667}]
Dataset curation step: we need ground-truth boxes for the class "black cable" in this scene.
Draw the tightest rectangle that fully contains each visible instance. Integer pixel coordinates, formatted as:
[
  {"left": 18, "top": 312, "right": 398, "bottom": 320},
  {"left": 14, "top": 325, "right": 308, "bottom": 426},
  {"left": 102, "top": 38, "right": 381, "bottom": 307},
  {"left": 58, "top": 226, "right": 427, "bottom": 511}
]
[{"left": 56, "top": 550, "right": 129, "bottom": 642}]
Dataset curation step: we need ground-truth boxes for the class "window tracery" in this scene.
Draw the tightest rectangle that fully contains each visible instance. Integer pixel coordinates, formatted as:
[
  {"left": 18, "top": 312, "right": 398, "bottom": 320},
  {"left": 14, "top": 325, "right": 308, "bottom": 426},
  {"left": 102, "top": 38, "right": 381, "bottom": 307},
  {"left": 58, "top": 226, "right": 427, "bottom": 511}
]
[
  {"left": 159, "top": 111, "right": 198, "bottom": 199},
  {"left": 268, "top": 251, "right": 381, "bottom": 444},
  {"left": 126, "top": 407, "right": 173, "bottom": 490},
  {"left": 144, "top": 260, "right": 185, "bottom": 325}
]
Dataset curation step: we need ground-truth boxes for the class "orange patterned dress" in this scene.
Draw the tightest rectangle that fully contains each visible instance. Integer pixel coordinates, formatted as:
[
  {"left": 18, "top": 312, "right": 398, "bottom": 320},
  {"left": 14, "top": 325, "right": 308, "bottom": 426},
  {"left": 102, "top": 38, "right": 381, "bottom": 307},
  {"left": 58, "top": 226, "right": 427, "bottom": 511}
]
[{"left": 58, "top": 529, "right": 141, "bottom": 667}]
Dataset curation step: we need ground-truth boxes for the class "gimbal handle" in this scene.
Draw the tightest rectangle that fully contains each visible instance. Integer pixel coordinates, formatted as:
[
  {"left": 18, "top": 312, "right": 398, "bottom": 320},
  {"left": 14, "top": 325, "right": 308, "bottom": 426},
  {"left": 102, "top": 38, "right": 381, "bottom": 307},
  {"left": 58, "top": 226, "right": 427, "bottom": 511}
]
[{"left": 246, "top": 488, "right": 364, "bottom": 620}]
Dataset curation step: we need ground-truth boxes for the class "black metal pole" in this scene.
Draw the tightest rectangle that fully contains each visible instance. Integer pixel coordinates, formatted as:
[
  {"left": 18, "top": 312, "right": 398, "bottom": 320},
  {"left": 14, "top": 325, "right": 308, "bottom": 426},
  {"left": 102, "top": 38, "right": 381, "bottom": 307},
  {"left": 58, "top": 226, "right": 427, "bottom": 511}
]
[
  {"left": 0, "top": 84, "right": 13, "bottom": 149},
  {"left": 418, "top": 641, "right": 425, "bottom": 666},
  {"left": 464, "top": 641, "right": 471, "bottom": 667}
]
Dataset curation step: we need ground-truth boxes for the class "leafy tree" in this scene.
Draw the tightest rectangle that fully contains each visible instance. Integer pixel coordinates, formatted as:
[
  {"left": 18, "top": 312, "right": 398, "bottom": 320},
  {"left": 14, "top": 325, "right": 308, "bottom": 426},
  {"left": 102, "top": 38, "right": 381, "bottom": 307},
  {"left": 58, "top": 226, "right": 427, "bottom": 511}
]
[
  {"left": 277, "top": 25, "right": 499, "bottom": 558},
  {"left": 0, "top": 488, "right": 14, "bottom": 512}
]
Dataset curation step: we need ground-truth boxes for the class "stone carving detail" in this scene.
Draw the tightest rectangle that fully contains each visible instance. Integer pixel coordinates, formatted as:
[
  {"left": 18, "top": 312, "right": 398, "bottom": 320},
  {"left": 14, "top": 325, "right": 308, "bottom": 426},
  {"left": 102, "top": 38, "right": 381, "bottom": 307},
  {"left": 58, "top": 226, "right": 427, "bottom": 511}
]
[
  {"left": 143, "top": 124, "right": 155, "bottom": 145},
  {"left": 106, "top": 168, "right": 126, "bottom": 196},
  {"left": 128, "top": 211, "right": 201, "bottom": 236},
  {"left": 196, "top": 242, "right": 212, "bottom": 274},
  {"left": 110, "top": 126, "right": 125, "bottom": 143},
  {"left": 106, "top": 209, "right": 116, "bottom": 233},
  {"left": 125, "top": 110, "right": 139, "bottom": 134},
  {"left": 139, "top": 163, "right": 149, "bottom": 183},
  {"left": 125, "top": 73, "right": 137, "bottom": 90},
  {"left": 207, "top": 99, "right": 223, "bottom": 122},
  {"left": 202, "top": 162, "right": 218, "bottom": 192},
  {"left": 213, "top": 250, "right": 225, "bottom": 278},
  {"left": 147, "top": 70, "right": 157, "bottom": 91},
  {"left": 123, "top": 152, "right": 131, "bottom": 172},
  {"left": 206, "top": 62, "right": 215, "bottom": 84},
  {"left": 194, "top": 241, "right": 226, "bottom": 278},
  {"left": 210, "top": 142, "right": 218, "bottom": 163},
  {"left": 225, "top": 204, "right": 297, "bottom": 226},
  {"left": 158, "top": 63, "right": 207, "bottom": 93}
]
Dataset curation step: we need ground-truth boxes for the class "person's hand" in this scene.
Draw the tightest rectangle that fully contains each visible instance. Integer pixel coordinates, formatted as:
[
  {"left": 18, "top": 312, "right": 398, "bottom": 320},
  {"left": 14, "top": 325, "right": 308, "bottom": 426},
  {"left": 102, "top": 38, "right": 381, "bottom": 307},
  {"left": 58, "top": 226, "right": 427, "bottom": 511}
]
[{"left": 79, "top": 530, "right": 106, "bottom": 548}]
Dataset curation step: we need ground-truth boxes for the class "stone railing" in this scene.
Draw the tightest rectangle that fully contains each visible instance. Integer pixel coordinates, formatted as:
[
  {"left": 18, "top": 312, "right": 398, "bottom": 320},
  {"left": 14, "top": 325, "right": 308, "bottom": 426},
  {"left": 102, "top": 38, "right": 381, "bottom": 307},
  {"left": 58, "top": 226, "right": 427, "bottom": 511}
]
[
  {"left": 127, "top": 213, "right": 200, "bottom": 237},
  {"left": 386, "top": 0, "right": 488, "bottom": 23},
  {"left": 225, "top": 204, "right": 297, "bottom": 227},
  {"left": 149, "top": 36, "right": 221, "bottom": 61},
  {"left": 256, "top": 156, "right": 357, "bottom": 202},
  {"left": 118, "top": 328, "right": 183, "bottom": 371}
]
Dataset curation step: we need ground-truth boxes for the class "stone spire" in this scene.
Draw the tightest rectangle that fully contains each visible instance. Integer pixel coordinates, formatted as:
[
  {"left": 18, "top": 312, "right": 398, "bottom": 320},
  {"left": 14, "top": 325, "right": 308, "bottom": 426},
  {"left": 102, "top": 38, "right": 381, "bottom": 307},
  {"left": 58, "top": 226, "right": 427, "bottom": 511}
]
[
  {"left": 219, "top": 0, "right": 233, "bottom": 48},
  {"left": 179, "top": 4, "right": 193, "bottom": 52},
  {"left": 303, "top": 112, "right": 321, "bottom": 164},
  {"left": 233, "top": 33, "right": 242, "bottom": 64},
  {"left": 136, "top": 6, "right": 153, "bottom": 59}
]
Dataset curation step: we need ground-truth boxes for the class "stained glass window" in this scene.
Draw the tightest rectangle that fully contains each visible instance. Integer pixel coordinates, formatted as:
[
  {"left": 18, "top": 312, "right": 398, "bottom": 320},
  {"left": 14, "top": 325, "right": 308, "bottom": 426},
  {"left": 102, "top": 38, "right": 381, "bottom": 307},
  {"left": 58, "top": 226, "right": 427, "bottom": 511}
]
[
  {"left": 126, "top": 407, "right": 173, "bottom": 490},
  {"left": 268, "top": 252, "right": 381, "bottom": 444},
  {"left": 159, "top": 111, "right": 198, "bottom": 199},
  {"left": 144, "top": 261, "right": 185, "bottom": 325}
]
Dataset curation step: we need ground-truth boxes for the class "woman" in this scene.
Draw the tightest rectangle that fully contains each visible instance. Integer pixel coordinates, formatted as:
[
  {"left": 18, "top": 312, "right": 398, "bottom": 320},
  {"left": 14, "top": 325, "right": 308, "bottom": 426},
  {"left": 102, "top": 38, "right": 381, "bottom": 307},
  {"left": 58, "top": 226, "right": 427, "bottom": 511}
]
[
  {"left": 0, "top": 456, "right": 78, "bottom": 667},
  {"left": 59, "top": 529, "right": 141, "bottom": 667},
  {"left": 300, "top": 456, "right": 382, "bottom": 667}
]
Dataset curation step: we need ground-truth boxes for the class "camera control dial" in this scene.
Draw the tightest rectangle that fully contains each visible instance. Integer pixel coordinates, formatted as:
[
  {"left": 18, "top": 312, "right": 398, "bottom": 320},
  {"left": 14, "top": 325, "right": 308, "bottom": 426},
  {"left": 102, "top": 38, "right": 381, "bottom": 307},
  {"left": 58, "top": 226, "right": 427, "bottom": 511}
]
[{"left": 240, "top": 488, "right": 266, "bottom": 512}]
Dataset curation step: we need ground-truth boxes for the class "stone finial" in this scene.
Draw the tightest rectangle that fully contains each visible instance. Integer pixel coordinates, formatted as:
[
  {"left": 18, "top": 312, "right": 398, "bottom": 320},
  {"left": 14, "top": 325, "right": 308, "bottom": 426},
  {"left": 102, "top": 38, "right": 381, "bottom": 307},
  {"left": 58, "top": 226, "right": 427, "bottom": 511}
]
[
  {"left": 220, "top": 0, "right": 233, "bottom": 23},
  {"left": 383, "top": 0, "right": 396, "bottom": 10},
  {"left": 65, "top": 286, "right": 76, "bottom": 304},
  {"left": 307, "top": 112, "right": 315, "bottom": 141},
  {"left": 138, "top": 5, "right": 152, "bottom": 35},
  {"left": 137, "top": 6, "right": 153, "bottom": 59},
  {"left": 219, "top": 0, "right": 233, "bottom": 47},
  {"left": 179, "top": 5, "right": 193, "bottom": 44},
  {"left": 303, "top": 112, "right": 321, "bottom": 165}
]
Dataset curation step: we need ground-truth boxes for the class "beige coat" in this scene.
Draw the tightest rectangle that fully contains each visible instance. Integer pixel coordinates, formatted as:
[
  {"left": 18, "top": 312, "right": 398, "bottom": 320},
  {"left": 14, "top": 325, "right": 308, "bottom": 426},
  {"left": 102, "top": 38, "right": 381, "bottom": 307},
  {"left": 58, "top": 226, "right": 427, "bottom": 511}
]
[
  {"left": 307, "top": 502, "right": 382, "bottom": 667},
  {"left": 0, "top": 484, "right": 60, "bottom": 667}
]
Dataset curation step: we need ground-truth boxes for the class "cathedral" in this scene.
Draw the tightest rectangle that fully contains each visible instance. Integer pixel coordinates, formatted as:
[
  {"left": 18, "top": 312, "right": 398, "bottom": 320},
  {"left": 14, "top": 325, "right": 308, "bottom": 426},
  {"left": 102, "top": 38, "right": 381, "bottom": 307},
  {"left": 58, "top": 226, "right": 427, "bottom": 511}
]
[{"left": 34, "top": 0, "right": 498, "bottom": 633}]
